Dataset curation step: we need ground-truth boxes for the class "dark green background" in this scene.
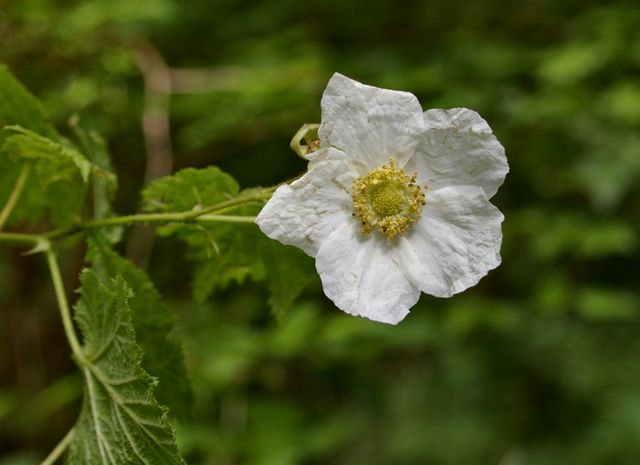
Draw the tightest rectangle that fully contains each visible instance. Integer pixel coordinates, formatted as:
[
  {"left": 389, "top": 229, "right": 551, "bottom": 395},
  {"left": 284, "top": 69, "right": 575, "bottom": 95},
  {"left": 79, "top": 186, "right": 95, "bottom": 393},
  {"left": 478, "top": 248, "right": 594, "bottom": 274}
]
[{"left": 1, "top": 0, "right": 640, "bottom": 463}]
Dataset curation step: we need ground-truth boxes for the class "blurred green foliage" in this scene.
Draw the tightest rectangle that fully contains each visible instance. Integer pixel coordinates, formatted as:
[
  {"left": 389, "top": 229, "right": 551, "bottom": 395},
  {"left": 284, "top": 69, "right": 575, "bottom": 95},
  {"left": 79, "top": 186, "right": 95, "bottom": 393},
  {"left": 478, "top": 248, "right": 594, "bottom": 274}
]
[{"left": 1, "top": 0, "right": 640, "bottom": 464}]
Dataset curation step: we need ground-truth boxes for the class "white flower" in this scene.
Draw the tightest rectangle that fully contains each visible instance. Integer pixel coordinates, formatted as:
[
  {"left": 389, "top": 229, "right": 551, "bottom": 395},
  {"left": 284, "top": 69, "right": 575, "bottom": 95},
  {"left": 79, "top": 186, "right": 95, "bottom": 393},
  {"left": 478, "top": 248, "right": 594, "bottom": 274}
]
[{"left": 256, "top": 73, "right": 508, "bottom": 324}]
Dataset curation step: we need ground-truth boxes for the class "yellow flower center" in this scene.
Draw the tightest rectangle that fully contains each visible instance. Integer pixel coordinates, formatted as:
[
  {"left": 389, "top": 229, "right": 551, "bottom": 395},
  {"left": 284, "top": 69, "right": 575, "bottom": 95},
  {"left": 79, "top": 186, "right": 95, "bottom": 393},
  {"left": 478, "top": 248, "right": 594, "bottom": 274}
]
[{"left": 351, "top": 160, "right": 426, "bottom": 239}]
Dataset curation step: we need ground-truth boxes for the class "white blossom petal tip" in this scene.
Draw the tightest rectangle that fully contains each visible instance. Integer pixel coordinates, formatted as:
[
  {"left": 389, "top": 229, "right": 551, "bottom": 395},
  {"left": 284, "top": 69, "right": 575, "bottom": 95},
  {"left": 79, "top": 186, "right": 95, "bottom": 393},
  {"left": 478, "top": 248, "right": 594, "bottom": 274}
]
[
  {"left": 319, "top": 73, "right": 425, "bottom": 169},
  {"left": 257, "top": 74, "right": 507, "bottom": 324},
  {"left": 406, "top": 108, "right": 509, "bottom": 199}
]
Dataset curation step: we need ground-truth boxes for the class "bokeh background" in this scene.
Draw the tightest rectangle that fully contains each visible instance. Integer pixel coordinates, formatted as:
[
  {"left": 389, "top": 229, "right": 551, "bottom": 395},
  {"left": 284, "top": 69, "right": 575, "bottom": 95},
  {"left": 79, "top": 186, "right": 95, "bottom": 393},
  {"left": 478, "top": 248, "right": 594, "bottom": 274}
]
[{"left": 2, "top": 0, "right": 640, "bottom": 463}]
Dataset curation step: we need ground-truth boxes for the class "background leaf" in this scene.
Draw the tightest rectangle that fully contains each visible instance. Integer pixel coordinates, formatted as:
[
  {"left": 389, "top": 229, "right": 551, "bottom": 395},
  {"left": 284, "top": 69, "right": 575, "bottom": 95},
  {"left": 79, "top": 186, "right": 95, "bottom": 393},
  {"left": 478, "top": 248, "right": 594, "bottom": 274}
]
[{"left": 0, "top": 65, "right": 57, "bottom": 140}]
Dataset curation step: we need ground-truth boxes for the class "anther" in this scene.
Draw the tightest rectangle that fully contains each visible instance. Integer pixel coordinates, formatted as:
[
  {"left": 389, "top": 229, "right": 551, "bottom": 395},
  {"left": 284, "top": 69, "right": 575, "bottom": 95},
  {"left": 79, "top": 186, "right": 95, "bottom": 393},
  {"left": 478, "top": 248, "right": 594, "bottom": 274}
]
[{"left": 351, "top": 159, "right": 427, "bottom": 240}]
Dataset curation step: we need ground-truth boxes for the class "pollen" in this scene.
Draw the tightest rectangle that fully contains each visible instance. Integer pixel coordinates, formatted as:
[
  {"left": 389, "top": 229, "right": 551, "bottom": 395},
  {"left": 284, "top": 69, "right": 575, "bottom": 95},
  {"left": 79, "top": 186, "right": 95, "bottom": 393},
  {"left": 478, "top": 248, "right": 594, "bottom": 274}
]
[{"left": 351, "top": 159, "right": 426, "bottom": 240}]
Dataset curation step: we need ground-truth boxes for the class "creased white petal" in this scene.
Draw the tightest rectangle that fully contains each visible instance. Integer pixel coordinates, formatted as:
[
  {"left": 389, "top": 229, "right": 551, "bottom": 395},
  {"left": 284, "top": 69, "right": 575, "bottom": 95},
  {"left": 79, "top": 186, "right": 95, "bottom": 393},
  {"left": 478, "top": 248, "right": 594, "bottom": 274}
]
[
  {"left": 316, "top": 222, "right": 420, "bottom": 324},
  {"left": 405, "top": 108, "right": 508, "bottom": 199},
  {"left": 400, "top": 185, "right": 504, "bottom": 297},
  {"left": 319, "top": 73, "right": 425, "bottom": 171},
  {"left": 256, "top": 148, "right": 357, "bottom": 257}
]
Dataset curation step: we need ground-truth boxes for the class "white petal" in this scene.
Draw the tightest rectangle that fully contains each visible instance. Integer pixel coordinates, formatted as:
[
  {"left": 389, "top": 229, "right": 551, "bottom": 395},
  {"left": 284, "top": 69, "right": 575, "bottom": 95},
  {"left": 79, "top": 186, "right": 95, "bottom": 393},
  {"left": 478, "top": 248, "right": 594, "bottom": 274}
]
[
  {"left": 316, "top": 222, "right": 420, "bottom": 324},
  {"left": 255, "top": 148, "right": 357, "bottom": 257},
  {"left": 400, "top": 185, "right": 504, "bottom": 297},
  {"left": 318, "top": 73, "right": 425, "bottom": 171},
  {"left": 405, "top": 108, "right": 508, "bottom": 199}
]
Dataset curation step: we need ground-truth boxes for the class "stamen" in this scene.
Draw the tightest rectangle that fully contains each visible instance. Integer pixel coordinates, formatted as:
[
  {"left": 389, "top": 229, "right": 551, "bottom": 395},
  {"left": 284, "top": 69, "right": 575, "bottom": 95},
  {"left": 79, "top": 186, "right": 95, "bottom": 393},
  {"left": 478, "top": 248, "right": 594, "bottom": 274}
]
[{"left": 351, "top": 159, "right": 426, "bottom": 240}]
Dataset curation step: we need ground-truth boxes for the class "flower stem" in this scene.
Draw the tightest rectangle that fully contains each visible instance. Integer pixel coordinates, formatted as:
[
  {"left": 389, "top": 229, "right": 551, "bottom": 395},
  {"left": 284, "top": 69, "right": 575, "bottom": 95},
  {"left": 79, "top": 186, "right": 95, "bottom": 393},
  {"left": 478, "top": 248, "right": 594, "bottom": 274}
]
[
  {"left": 45, "top": 246, "right": 84, "bottom": 363},
  {"left": 197, "top": 214, "right": 256, "bottom": 223},
  {"left": 0, "top": 163, "right": 31, "bottom": 230},
  {"left": 40, "top": 427, "right": 75, "bottom": 465},
  {"left": 193, "top": 188, "right": 276, "bottom": 216},
  {"left": 0, "top": 187, "right": 274, "bottom": 247},
  {"left": 45, "top": 189, "right": 271, "bottom": 241}
]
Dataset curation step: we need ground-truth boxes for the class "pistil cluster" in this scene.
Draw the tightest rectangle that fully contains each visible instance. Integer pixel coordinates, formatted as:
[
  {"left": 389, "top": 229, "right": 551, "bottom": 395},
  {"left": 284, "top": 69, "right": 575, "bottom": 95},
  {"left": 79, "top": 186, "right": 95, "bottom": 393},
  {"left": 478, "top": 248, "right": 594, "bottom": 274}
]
[{"left": 351, "top": 159, "right": 426, "bottom": 240}]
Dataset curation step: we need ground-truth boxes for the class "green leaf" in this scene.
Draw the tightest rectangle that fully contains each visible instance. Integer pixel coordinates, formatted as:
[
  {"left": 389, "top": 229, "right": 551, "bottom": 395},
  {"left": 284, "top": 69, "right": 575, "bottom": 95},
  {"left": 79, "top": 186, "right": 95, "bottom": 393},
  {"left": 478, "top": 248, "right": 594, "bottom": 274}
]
[
  {"left": 66, "top": 270, "right": 186, "bottom": 465},
  {"left": 3, "top": 126, "right": 92, "bottom": 181},
  {"left": 0, "top": 65, "right": 57, "bottom": 140},
  {"left": 87, "top": 239, "right": 193, "bottom": 420},
  {"left": 143, "top": 167, "right": 315, "bottom": 317},
  {"left": 189, "top": 220, "right": 315, "bottom": 318},
  {"left": 72, "top": 122, "right": 121, "bottom": 244},
  {"left": 0, "top": 126, "right": 92, "bottom": 226},
  {"left": 142, "top": 166, "right": 239, "bottom": 213},
  {"left": 0, "top": 66, "right": 79, "bottom": 227}
]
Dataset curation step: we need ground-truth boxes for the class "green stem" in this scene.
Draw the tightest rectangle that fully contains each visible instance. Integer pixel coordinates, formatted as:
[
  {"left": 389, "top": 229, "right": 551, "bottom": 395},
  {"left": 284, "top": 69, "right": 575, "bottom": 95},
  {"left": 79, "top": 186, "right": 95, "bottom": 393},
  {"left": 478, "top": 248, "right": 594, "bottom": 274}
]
[
  {"left": 46, "top": 212, "right": 196, "bottom": 240},
  {"left": 198, "top": 214, "right": 256, "bottom": 223},
  {"left": 0, "top": 163, "right": 31, "bottom": 230},
  {"left": 195, "top": 189, "right": 273, "bottom": 215},
  {"left": 41, "top": 427, "right": 75, "bottom": 465},
  {"left": 45, "top": 246, "right": 84, "bottom": 362},
  {"left": 0, "top": 187, "right": 274, "bottom": 247},
  {"left": 0, "top": 231, "right": 41, "bottom": 246},
  {"left": 46, "top": 189, "right": 270, "bottom": 241}
]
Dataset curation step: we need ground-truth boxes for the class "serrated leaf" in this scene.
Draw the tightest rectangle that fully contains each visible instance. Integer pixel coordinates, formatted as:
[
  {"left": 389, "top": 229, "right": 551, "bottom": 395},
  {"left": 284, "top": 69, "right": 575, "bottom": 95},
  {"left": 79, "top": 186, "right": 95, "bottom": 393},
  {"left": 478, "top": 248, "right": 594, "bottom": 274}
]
[
  {"left": 66, "top": 270, "right": 186, "bottom": 465},
  {"left": 143, "top": 167, "right": 315, "bottom": 317},
  {"left": 88, "top": 238, "right": 193, "bottom": 420},
  {"left": 143, "top": 166, "right": 239, "bottom": 213},
  {"left": 0, "top": 126, "right": 92, "bottom": 226},
  {"left": 0, "top": 65, "right": 57, "bottom": 140},
  {"left": 3, "top": 126, "right": 92, "bottom": 181}
]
